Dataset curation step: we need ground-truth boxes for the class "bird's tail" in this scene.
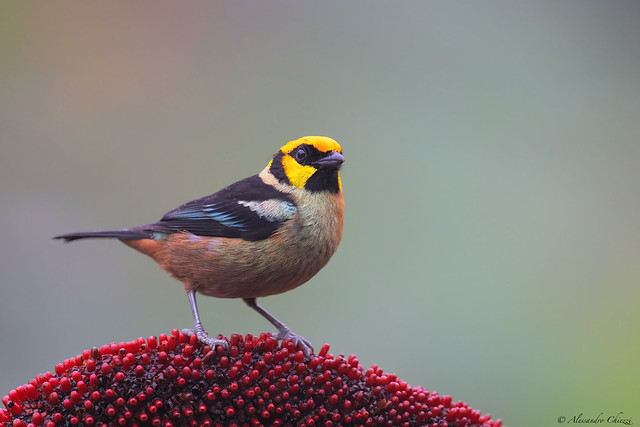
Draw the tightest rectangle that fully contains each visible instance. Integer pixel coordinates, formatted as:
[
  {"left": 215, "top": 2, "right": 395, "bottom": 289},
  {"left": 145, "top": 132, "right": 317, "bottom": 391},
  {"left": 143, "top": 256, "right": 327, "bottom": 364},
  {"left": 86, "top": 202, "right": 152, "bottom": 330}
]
[{"left": 54, "top": 229, "right": 149, "bottom": 242}]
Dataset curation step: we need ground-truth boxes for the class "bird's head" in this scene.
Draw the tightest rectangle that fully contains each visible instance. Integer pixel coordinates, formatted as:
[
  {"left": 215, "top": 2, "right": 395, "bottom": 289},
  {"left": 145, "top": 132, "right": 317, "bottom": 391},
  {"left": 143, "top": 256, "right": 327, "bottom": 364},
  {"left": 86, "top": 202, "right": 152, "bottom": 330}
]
[{"left": 268, "top": 136, "right": 344, "bottom": 193}]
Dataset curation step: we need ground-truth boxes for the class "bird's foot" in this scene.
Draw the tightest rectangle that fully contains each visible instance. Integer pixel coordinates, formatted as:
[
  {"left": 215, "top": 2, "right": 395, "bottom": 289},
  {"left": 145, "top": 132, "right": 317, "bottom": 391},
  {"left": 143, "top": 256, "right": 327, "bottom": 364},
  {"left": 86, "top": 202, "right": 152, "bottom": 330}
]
[
  {"left": 275, "top": 328, "right": 313, "bottom": 357},
  {"left": 182, "top": 328, "right": 229, "bottom": 351}
]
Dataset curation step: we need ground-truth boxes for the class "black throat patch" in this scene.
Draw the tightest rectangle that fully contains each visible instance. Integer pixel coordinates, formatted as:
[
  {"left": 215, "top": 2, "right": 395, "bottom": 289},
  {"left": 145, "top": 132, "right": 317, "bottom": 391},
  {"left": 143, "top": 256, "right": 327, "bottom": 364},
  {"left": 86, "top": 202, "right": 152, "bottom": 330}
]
[{"left": 305, "top": 167, "right": 341, "bottom": 194}]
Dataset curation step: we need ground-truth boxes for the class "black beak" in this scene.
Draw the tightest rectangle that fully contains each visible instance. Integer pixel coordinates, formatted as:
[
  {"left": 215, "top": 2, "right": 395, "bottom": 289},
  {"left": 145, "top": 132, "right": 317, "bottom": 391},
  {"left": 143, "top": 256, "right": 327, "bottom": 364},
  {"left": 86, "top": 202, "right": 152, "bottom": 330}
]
[{"left": 314, "top": 151, "right": 344, "bottom": 168}]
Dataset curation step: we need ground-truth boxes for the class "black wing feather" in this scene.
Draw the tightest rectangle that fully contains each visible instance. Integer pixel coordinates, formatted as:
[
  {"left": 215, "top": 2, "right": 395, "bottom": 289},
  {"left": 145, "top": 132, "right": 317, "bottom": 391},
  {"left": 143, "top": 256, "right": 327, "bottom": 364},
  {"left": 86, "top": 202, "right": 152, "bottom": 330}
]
[{"left": 138, "top": 175, "right": 295, "bottom": 242}]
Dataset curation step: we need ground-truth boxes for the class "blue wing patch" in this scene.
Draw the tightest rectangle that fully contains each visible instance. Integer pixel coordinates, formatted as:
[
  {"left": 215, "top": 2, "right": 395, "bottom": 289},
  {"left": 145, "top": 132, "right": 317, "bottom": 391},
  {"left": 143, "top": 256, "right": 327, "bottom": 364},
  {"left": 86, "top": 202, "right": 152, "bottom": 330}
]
[
  {"left": 136, "top": 175, "right": 296, "bottom": 241},
  {"left": 163, "top": 202, "right": 250, "bottom": 230}
]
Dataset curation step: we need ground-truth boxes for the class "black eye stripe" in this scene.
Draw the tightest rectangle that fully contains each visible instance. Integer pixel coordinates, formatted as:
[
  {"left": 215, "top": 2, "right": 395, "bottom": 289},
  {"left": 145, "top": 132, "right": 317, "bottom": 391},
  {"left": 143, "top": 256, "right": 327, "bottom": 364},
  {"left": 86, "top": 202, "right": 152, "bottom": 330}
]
[{"left": 290, "top": 144, "right": 323, "bottom": 165}]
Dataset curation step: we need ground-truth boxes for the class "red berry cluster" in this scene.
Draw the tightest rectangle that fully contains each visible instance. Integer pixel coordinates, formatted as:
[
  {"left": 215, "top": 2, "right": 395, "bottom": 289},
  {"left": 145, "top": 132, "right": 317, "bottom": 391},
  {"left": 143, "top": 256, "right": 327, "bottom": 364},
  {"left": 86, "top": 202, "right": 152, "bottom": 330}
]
[{"left": 1, "top": 330, "right": 502, "bottom": 426}]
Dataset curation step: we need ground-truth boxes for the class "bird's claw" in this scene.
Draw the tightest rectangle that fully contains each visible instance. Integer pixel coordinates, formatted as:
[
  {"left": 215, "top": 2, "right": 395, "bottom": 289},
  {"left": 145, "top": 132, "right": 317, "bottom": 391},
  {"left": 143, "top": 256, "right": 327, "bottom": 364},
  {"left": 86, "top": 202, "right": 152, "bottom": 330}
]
[
  {"left": 183, "top": 326, "right": 312, "bottom": 357},
  {"left": 182, "top": 328, "right": 229, "bottom": 351},
  {"left": 275, "top": 328, "right": 313, "bottom": 357}
]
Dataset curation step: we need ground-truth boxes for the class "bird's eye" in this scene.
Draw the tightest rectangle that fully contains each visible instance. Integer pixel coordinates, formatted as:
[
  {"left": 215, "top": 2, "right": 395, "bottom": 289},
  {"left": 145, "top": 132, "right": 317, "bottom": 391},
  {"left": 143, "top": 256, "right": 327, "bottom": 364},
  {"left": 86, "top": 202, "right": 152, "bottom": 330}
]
[{"left": 294, "top": 148, "right": 308, "bottom": 163}]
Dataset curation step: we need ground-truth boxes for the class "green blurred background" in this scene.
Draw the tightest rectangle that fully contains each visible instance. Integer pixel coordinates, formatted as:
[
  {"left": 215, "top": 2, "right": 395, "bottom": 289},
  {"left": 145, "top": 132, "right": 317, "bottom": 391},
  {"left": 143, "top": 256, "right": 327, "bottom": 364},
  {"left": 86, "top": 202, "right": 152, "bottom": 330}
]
[{"left": 1, "top": 2, "right": 639, "bottom": 425}]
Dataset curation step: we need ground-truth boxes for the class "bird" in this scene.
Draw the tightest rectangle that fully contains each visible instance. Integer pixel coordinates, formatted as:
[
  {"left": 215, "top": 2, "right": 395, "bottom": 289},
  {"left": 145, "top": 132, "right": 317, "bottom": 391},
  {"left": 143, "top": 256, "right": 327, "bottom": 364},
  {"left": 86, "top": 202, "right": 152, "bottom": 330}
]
[{"left": 55, "top": 136, "right": 344, "bottom": 356}]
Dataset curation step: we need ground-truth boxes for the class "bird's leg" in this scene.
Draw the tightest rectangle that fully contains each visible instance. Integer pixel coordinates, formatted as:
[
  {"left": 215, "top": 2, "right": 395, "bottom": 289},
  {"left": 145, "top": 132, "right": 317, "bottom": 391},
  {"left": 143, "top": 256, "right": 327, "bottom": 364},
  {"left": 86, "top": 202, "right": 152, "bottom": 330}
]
[
  {"left": 243, "top": 297, "right": 313, "bottom": 356},
  {"left": 182, "top": 289, "right": 229, "bottom": 351}
]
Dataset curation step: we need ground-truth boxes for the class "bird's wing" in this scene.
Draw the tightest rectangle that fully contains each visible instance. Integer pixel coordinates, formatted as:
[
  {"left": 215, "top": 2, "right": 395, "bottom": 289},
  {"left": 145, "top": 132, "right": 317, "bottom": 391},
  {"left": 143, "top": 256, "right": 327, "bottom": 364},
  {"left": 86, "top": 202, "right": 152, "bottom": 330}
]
[{"left": 140, "top": 175, "right": 297, "bottom": 241}]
